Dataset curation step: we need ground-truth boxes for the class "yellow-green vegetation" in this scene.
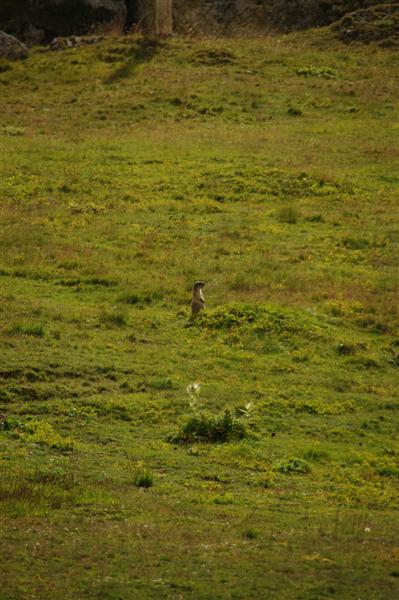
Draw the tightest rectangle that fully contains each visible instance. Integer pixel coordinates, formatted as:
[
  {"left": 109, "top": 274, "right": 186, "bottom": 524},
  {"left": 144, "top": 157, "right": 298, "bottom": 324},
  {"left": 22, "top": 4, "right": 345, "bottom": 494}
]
[{"left": 0, "top": 29, "right": 398, "bottom": 599}]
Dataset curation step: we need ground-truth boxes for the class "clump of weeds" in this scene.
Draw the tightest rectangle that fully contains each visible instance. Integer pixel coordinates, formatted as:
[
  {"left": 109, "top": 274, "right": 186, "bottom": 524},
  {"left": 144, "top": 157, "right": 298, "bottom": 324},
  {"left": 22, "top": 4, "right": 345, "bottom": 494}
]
[
  {"left": 130, "top": 461, "right": 154, "bottom": 488},
  {"left": 170, "top": 382, "right": 253, "bottom": 444}
]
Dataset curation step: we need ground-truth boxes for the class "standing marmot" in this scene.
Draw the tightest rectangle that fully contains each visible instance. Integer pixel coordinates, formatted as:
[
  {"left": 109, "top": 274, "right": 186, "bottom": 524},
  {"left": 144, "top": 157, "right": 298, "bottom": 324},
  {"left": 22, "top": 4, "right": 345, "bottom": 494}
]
[{"left": 191, "top": 281, "right": 205, "bottom": 315}]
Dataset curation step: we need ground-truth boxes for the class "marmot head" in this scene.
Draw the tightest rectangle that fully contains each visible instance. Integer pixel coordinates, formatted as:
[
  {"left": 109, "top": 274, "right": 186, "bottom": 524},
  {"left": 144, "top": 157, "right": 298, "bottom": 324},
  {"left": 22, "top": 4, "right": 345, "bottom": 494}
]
[{"left": 193, "top": 281, "right": 205, "bottom": 290}]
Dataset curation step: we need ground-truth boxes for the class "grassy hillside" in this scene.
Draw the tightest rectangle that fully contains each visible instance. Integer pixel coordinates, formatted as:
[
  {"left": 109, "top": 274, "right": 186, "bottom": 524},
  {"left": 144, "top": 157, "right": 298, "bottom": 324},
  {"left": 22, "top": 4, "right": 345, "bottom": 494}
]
[{"left": 0, "top": 30, "right": 398, "bottom": 599}]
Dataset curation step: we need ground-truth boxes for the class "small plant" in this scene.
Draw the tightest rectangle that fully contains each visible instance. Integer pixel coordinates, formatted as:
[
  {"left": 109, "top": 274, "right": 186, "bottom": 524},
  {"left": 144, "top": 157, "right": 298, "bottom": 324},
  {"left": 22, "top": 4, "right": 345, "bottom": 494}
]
[
  {"left": 277, "top": 206, "right": 300, "bottom": 224},
  {"left": 186, "top": 381, "right": 201, "bottom": 411},
  {"left": 133, "top": 464, "right": 154, "bottom": 488},
  {"left": 171, "top": 409, "right": 247, "bottom": 444},
  {"left": 244, "top": 528, "right": 260, "bottom": 540},
  {"left": 151, "top": 377, "right": 174, "bottom": 391},
  {"left": 235, "top": 402, "right": 255, "bottom": 420},
  {"left": 340, "top": 237, "right": 370, "bottom": 250},
  {"left": 296, "top": 65, "right": 337, "bottom": 79},
  {"left": 375, "top": 461, "right": 399, "bottom": 478},
  {"left": 303, "top": 447, "right": 330, "bottom": 462},
  {"left": 99, "top": 309, "right": 127, "bottom": 327},
  {"left": 275, "top": 457, "right": 311, "bottom": 475},
  {"left": 212, "top": 493, "right": 234, "bottom": 505},
  {"left": 170, "top": 382, "right": 252, "bottom": 444},
  {"left": 7, "top": 323, "right": 44, "bottom": 337},
  {"left": 287, "top": 106, "right": 302, "bottom": 116}
]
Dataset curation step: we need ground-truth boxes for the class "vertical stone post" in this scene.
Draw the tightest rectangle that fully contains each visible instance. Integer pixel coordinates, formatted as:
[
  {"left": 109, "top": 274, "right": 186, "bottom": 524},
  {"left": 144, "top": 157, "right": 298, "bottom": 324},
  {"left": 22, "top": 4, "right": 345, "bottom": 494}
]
[{"left": 155, "top": 0, "right": 173, "bottom": 35}]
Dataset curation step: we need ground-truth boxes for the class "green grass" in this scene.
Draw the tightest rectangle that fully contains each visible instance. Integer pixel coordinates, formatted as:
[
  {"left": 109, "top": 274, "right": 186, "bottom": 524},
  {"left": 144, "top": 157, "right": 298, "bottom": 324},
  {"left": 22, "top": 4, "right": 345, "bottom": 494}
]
[{"left": 0, "top": 29, "right": 398, "bottom": 599}]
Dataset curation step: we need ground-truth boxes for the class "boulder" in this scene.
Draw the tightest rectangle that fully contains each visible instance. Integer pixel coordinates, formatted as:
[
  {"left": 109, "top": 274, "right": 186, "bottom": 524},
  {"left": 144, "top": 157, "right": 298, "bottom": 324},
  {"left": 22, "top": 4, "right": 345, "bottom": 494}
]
[
  {"left": 0, "top": 31, "right": 28, "bottom": 60},
  {"left": 0, "top": 1, "right": 127, "bottom": 44}
]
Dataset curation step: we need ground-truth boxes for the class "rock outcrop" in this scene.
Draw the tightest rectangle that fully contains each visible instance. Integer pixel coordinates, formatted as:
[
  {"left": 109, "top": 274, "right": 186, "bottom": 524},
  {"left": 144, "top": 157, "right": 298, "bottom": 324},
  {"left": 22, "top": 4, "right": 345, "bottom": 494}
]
[
  {"left": 0, "top": 31, "right": 28, "bottom": 59},
  {"left": 262, "top": 0, "right": 370, "bottom": 32},
  {"left": 332, "top": 3, "right": 399, "bottom": 46},
  {"left": 0, "top": 0, "right": 127, "bottom": 45}
]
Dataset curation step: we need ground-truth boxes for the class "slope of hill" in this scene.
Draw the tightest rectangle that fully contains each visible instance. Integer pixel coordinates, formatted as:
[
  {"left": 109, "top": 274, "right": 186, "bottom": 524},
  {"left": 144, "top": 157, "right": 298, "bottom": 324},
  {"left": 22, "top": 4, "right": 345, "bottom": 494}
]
[{"left": 0, "top": 30, "right": 398, "bottom": 599}]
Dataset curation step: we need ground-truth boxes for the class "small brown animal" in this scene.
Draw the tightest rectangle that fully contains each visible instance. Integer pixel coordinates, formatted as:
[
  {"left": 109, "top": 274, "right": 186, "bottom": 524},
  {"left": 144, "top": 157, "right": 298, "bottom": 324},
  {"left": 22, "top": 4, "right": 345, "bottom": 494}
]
[{"left": 191, "top": 281, "right": 205, "bottom": 315}]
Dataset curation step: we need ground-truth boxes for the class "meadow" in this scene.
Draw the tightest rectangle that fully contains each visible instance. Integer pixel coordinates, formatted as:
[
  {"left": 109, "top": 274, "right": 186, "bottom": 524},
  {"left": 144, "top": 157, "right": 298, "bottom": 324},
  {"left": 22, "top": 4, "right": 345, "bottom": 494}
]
[{"left": 0, "top": 28, "right": 398, "bottom": 599}]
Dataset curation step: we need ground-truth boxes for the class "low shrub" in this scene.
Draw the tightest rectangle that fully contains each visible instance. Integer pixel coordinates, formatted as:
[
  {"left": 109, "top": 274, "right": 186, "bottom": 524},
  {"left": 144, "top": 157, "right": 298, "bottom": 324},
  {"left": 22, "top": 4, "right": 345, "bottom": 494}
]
[
  {"left": 244, "top": 528, "right": 260, "bottom": 540},
  {"left": 133, "top": 468, "right": 154, "bottom": 488},
  {"left": 275, "top": 457, "right": 311, "bottom": 474},
  {"left": 296, "top": 65, "right": 337, "bottom": 79},
  {"left": 171, "top": 409, "right": 247, "bottom": 444}
]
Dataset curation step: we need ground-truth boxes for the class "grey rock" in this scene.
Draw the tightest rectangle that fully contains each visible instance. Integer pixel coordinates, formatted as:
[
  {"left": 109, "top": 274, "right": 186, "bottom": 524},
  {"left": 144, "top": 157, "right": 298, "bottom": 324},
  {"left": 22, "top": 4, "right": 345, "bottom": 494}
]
[{"left": 0, "top": 31, "right": 28, "bottom": 60}]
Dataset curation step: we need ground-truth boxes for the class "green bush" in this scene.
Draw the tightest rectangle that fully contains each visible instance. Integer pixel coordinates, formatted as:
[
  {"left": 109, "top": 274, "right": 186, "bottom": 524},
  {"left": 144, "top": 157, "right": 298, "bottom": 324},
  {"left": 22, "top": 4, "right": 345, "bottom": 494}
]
[
  {"left": 171, "top": 409, "right": 247, "bottom": 444},
  {"left": 275, "top": 457, "right": 311, "bottom": 474},
  {"left": 133, "top": 468, "right": 154, "bottom": 488}
]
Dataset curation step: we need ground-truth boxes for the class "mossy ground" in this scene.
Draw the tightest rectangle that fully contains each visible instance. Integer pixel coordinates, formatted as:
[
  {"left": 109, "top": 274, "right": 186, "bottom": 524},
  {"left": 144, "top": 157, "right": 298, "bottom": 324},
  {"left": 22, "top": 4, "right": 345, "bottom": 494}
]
[{"left": 0, "top": 30, "right": 398, "bottom": 599}]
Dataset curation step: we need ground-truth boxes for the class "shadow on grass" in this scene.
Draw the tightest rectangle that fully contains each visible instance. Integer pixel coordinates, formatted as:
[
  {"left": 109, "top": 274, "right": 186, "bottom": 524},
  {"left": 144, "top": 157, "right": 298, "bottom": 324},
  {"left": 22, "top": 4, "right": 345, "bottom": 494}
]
[{"left": 104, "top": 37, "right": 163, "bottom": 84}]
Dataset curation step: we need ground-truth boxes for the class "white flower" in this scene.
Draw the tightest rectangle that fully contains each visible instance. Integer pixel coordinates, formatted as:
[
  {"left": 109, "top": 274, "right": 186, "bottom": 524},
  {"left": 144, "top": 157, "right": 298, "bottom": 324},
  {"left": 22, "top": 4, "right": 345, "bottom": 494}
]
[
  {"left": 364, "top": 527, "right": 371, "bottom": 533},
  {"left": 186, "top": 382, "right": 201, "bottom": 396}
]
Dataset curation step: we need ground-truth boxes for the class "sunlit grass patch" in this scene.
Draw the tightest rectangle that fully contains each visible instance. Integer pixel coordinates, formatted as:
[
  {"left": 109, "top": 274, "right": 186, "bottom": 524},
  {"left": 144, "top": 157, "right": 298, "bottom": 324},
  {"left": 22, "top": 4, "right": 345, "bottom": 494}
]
[
  {"left": 6, "top": 323, "right": 45, "bottom": 337},
  {"left": 0, "top": 471, "right": 75, "bottom": 516},
  {"left": 3, "top": 417, "right": 75, "bottom": 451}
]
